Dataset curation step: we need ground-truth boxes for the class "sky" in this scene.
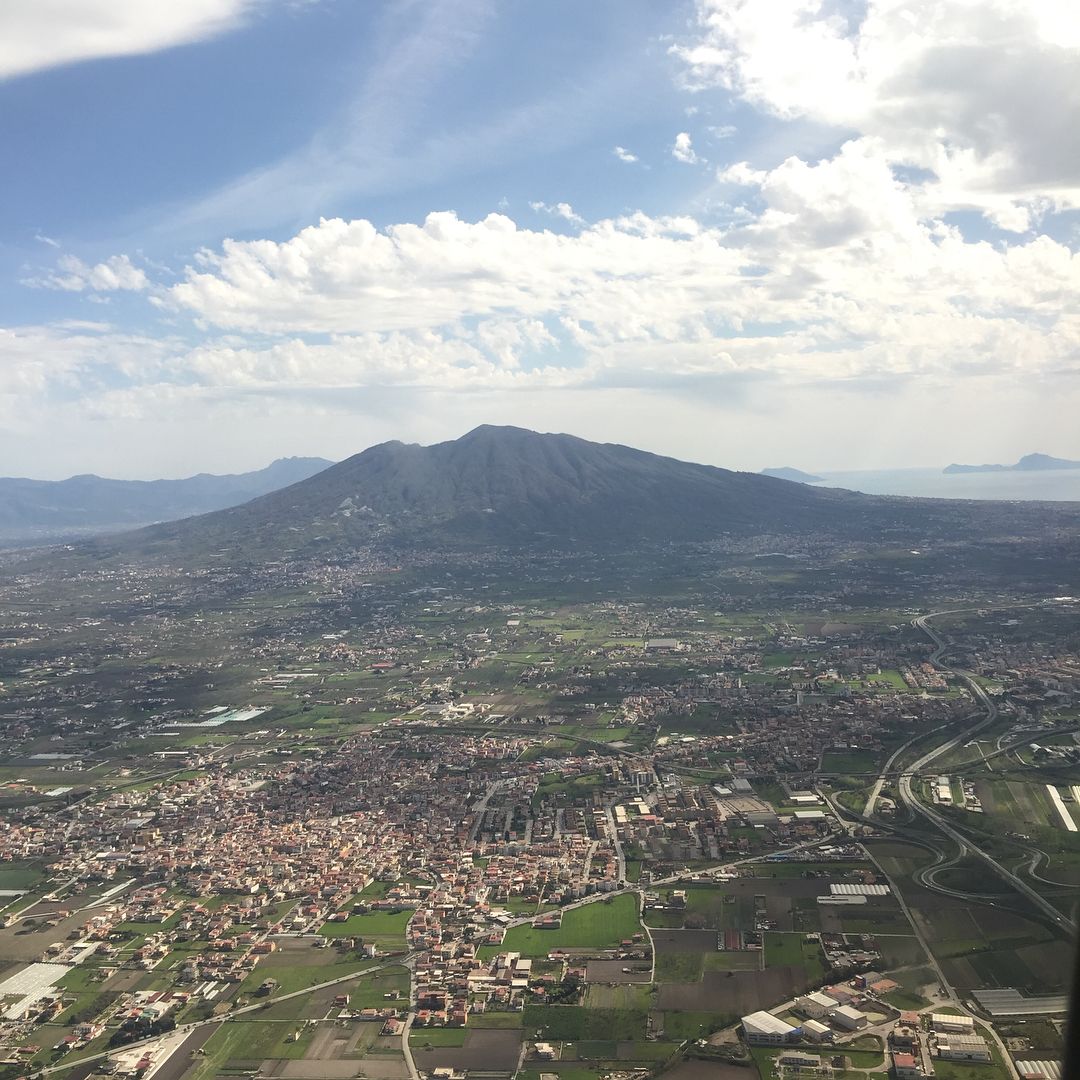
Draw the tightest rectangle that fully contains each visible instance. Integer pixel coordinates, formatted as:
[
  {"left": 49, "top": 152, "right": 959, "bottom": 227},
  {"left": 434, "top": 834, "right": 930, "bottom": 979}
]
[{"left": 2, "top": 0, "right": 1079, "bottom": 479}]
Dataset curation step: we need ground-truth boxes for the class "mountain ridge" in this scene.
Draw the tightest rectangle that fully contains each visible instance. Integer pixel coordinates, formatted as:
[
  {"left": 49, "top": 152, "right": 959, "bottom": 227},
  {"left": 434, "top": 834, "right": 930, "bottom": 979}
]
[
  {"left": 0, "top": 456, "right": 334, "bottom": 544},
  {"left": 73, "top": 425, "right": 1080, "bottom": 565}
]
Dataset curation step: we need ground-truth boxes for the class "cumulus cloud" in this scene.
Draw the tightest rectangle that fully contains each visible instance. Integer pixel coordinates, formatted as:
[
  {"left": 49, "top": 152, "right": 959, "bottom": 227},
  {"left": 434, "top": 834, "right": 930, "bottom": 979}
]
[
  {"left": 151, "top": 200, "right": 1080, "bottom": 397},
  {"left": 672, "top": 132, "right": 699, "bottom": 164},
  {"left": 673, "top": 0, "right": 1080, "bottom": 227},
  {"left": 529, "top": 201, "right": 586, "bottom": 226},
  {"left": 0, "top": 0, "right": 264, "bottom": 81},
  {"left": 613, "top": 146, "right": 639, "bottom": 164},
  {"left": 26, "top": 254, "right": 149, "bottom": 293}
]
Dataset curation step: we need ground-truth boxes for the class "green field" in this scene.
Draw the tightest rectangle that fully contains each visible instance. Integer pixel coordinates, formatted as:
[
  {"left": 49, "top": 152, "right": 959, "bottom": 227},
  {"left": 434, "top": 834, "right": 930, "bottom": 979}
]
[
  {"left": 184, "top": 1020, "right": 316, "bottom": 1079},
  {"left": 523, "top": 1000, "right": 648, "bottom": 1042},
  {"left": 468, "top": 1011, "right": 523, "bottom": 1029},
  {"left": 319, "top": 907, "right": 413, "bottom": 942},
  {"left": 491, "top": 894, "right": 642, "bottom": 957},
  {"left": 820, "top": 749, "right": 882, "bottom": 774},
  {"left": 239, "top": 954, "right": 381, "bottom": 996},
  {"left": 764, "top": 932, "right": 827, "bottom": 980}
]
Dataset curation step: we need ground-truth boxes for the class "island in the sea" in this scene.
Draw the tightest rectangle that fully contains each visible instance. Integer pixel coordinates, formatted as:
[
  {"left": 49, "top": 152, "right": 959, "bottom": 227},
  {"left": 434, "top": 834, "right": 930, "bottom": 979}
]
[
  {"left": 761, "top": 465, "right": 823, "bottom": 483},
  {"left": 944, "top": 452, "right": 1080, "bottom": 474}
]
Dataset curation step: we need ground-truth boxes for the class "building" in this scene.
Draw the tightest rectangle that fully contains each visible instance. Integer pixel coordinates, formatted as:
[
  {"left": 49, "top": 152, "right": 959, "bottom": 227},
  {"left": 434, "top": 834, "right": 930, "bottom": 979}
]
[
  {"left": 937, "top": 1034, "right": 991, "bottom": 1062},
  {"left": 741, "top": 1010, "right": 799, "bottom": 1045},
  {"left": 971, "top": 989, "right": 1068, "bottom": 1017},
  {"left": 892, "top": 1051, "right": 922, "bottom": 1078},
  {"left": 829, "top": 1004, "right": 867, "bottom": 1031},
  {"left": 890, "top": 1025, "right": 918, "bottom": 1049},
  {"left": 929, "top": 1013, "right": 975, "bottom": 1034},
  {"left": 801, "top": 1019, "right": 833, "bottom": 1042},
  {"left": 795, "top": 991, "right": 839, "bottom": 1019},
  {"left": 779, "top": 1051, "right": 821, "bottom": 1069},
  {"left": 645, "top": 639, "right": 680, "bottom": 653},
  {"left": 1014, "top": 1061, "right": 1062, "bottom": 1079}
]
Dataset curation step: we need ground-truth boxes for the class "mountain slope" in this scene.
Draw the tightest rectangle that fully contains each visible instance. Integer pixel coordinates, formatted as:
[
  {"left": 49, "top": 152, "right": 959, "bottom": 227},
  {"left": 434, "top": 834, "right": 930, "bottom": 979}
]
[
  {"left": 90, "top": 425, "right": 1070, "bottom": 563},
  {"left": 0, "top": 456, "right": 333, "bottom": 543}
]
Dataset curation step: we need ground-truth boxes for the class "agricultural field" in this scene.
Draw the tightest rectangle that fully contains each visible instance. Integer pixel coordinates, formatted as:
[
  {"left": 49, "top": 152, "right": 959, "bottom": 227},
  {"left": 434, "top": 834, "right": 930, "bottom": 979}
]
[
  {"left": 318, "top": 907, "right": 414, "bottom": 944},
  {"left": 491, "top": 893, "right": 643, "bottom": 957},
  {"left": 868, "top": 839, "right": 1071, "bottom": 994}
]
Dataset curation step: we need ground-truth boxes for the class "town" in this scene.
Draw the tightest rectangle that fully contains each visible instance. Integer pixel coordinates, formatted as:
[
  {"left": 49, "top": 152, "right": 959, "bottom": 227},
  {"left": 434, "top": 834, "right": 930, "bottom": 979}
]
[{"left": 0, "top": 549, "right": 1077, "bottom": 1080}]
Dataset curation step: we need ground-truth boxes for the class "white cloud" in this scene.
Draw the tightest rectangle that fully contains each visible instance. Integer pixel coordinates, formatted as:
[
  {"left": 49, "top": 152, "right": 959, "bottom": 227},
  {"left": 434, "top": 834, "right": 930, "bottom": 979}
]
[
  {"left": 673, "top": 0, "right": 1080, "bottom": 227},
  {"left": 529, "top": 201, "right": 586, "bottom": 226},
  {"left": 717, "top": 161, "right": 765, "bottom": 186},
  {"left": 151, "top": 201, "right": 1080, "bottom": 398},
  {"left": 0, "top": 1, "right": 265, "bottom": 81},
  {"left": 163, "top": 212, "right": 747, "bottom": 338},
  {"left": 26, "top": 254, "right": 149, "bottom": 293},
  {"left": 672, "top": 132, "right": 699, "bottom": 165},
  {"left": 613, "top": 146, "right": 639, "bottom": 164},
  {"left": 0, "top": 323, "right": 174, "bottom": 425}
]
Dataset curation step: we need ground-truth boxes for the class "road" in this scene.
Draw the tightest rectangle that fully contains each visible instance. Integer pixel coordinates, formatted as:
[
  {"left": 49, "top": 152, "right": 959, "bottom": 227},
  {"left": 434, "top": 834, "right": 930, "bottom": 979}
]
[
  {"left": 899, "top": 612, "right": 1076, "bottom": 936},
  {"left": 863, "top": 721, "right": 952, "bottom": 818},
  {"left": 602, "top": 801, "right": 627, "bottom": 883},
  {"left": 467, "top": 780, "right": 504, "bottom": 843},
  {"left": 400, "top": 1011, "right": 420, "bottom": 1080}
]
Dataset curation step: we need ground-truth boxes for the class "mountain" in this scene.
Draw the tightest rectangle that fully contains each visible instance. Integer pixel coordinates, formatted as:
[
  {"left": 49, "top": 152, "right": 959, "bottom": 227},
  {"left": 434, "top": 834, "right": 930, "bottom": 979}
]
[
  {"left": 761, "top": 466, "right": 823, "bottom": 483},
  {"left": 0, "top": 456, "right": 333, "bottom": 544},
  {"left": 85, "top": 426, "right": 1080, "bottom": 564},
  {"left": 944, "top": 453, "right": 1080, "bottom": 475}
]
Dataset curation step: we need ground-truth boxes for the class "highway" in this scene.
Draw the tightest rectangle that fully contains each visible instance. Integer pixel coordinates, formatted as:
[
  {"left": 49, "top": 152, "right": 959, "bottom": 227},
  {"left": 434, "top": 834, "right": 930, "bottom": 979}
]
[{"left": 898, "top": 612, "right": 1076, "bottom": 936}]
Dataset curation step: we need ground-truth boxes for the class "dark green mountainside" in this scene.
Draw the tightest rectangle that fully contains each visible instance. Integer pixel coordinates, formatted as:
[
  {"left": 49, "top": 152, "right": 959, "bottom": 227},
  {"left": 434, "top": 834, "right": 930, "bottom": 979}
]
[{"left": 85, "top": 426, "right": 1080, "bottom": 563}]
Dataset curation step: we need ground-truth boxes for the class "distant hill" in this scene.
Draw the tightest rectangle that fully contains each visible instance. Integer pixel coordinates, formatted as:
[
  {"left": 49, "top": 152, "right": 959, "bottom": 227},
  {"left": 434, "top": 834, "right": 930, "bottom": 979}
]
[
  {"left": 761, "top": 466, "right": 823, "bottom": 484},
  {"left": 77, "top": 426, "right": 1080, "bottom": 564},
  {"left": 0, "top": 457, "right": 333, "bottom": 544},
  {"left": 944, "top": 453, "right": 1080, "bottom": 475}
]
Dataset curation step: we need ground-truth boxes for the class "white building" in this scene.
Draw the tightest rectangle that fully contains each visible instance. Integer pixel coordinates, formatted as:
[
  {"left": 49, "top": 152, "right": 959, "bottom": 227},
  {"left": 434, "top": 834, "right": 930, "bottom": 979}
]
[
  {"left": 795, "top": 991, "right": 839, "bottom": 1019},
  {"left": 938, "top": 1034, "right": 991, "bottom": 1062},
  {"left": 829, "top": 1004, "right": 868, "bottom": 1030},
  {"left": 801, "top": 1019, "right": 833, "bottom": 1042},
  {"left": 741, "top": 1010, "right": 798, "bottom": 1045},
  {"left": 930, "top": 1013, "right": 975, "bottom": 1034}
]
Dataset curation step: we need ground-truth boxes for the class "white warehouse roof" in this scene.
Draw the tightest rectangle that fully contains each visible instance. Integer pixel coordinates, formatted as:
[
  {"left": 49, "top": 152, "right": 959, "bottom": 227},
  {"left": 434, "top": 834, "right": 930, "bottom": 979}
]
[
  {"left": 742, "top": 1011, "right": 798, "bottom": 1036},
  {"left": 830, "top": 883, "right": 890, "bottom": 896}
]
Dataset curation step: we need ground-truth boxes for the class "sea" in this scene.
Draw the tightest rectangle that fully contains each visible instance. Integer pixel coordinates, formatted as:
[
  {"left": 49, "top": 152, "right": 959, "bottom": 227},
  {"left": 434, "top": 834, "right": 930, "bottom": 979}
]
[{"left": 810, "top": 467, "right": 1080, "bottom": 502}]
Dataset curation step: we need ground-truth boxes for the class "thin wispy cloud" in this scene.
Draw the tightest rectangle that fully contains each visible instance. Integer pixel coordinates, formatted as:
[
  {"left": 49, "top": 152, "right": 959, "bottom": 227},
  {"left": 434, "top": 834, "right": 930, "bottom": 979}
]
[{"left": 0, "top": 0, "right": 264, "bottom": 81}]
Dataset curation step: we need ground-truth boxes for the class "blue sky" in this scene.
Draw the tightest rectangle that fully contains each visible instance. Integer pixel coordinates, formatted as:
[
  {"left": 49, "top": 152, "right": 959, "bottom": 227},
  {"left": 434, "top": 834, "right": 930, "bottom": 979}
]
[{"left": 1, "top": 0, "right": 1079, "bottom": 478}]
